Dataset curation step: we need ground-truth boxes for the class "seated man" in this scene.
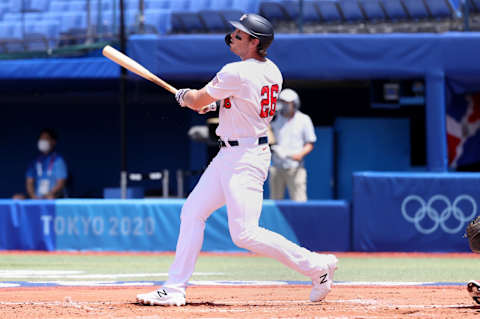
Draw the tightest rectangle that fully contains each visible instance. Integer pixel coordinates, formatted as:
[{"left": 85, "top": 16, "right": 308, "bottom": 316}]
[{"left": 13, "top": 128, "right": 68, "bottom": 199}]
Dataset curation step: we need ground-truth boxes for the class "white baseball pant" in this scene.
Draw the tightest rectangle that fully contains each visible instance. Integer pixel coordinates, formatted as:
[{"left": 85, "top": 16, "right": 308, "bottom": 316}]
[{"left": 163, "top": 141, "right": 327, "bottom": 295}]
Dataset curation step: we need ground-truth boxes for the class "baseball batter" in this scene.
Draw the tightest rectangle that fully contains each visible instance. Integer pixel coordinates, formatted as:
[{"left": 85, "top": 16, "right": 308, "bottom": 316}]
[{"left": 136, "top": 13, "right": 338, "bottom": 306}]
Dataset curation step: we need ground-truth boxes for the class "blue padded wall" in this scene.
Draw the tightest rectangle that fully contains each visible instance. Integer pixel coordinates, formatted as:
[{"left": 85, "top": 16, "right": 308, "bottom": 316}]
[{"left": 335, "top": 117, "right": 411, "bottom": 200}]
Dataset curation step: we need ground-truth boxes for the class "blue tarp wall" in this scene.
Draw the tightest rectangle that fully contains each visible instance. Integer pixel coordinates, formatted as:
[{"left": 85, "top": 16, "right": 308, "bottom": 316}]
[{"left": 0, "top": 199, "right": 351, "bottom": 252}]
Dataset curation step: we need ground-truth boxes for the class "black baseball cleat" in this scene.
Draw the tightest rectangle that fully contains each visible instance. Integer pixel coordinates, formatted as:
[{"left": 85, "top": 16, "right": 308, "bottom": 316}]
[{"left": 467, "top": 280, "right": 480, "bottom": 305}]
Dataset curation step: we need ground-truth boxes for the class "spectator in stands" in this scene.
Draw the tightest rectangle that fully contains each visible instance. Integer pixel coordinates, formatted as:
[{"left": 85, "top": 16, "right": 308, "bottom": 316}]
[
  {"left": 13, "top": 128, "right": 68, "bottom": 199},
  {"left": 269, "top": 88, "right": 316, "bottom": 202}
]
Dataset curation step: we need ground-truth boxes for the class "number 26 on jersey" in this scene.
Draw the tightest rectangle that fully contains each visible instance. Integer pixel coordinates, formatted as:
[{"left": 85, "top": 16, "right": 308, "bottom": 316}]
[{"left": 260, "top": 84, "right": 279, "bottom": 118}]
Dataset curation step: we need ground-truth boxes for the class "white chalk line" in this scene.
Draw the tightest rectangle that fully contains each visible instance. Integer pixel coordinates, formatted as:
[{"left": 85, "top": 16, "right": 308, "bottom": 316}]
[{"left": 0, "top": 270, "right": 222, "bottom": 279}]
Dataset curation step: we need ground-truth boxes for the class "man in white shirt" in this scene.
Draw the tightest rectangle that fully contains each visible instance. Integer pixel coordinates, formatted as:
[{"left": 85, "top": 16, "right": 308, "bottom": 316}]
[
  {"left": 136, "top": 14, "right": 337, "bottom": 307},
  {"left": 270, "top": 88, "right": 316, "bottom": 202}
]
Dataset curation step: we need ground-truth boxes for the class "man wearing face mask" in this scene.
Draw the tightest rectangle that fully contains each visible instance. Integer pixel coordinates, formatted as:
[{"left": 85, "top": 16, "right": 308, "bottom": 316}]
[
  {"left": 13, "top": 128, "right": 68, "bottom": 199},
  {"left": 269, "top": 88, "right": 316, "bottom": 202}
]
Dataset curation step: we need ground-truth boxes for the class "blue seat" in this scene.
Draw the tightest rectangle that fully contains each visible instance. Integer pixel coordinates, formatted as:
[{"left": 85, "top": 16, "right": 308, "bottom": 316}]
[
  {"left": 25, "top": 12, "right": 44, "bottom": 20},
  {"left": 208, "top": 0, "right": 231, "bottom": 10},
  {"left": 425, "top": 0, "right": 458, "bottom": 18},
  {"left": 49, "top": 1, "right": 69, "bottom": 12},
  {"left": 145, "top": 0, "right": 170, "bottom": 10},
  {"left": 282, "top": 0, "right": 303, "bottom": 20},
  {"left": 301, "top": 0, "right": 321, "bottom": 23},
  {"left": 68, "top": 1, "right": 87, "bottom": 12},
  {"left": 29, "top": 0, "right": 49, "bottom": 11},
  {"left": 171, "top": 11, "right": 206, "bottom": 33},
  {"left": 59, "top": 12, "right": 87, "bottom": 32},
  {"left": 143, "top": 8, "right": 172, "bottom": 34},
  {"left": 124, "top": 0, "right": 141, "bottom": 11},
  {"left": 187, "top": 0, "right": 211, "bottom": 11},
  {"left": 199, "top": 10, "right": 229, "bottom": 32},
  {"left": 0, "top": 21, "right": 24, "bottom": 52},
  {"left": 24, "top": 20, "right": 60, "bottom": 51},
  {"left": 171, "top": 0, "right": 190, "bottom": 10},
  {"left": 0, "top": 21, "right": 21, "bottom": 38},
  {"left": 8, "top": 0, "right": 30, "bottom": 12},
  {"left": 232, "top": 0, "right": 260, "bottom": 12},
  {"left": 317, "top": 0, "right": 342, "bottom": 23},
  {"left": 359, "top": 0, "right": 387, "bottom": 22},
  {"left": 401, "top": 0, "right": 430, "bottom": 20},
  {"left": 3, "top": 12, "right": 21, "bottom": 21},
  {"left": 338, "top": 0, "right": 366, "bottom": 22},
  {"left": 259, "top": 1, "right": 290, "bottom": 23},
  {"left": 380, "top": 0, "right": 408, "bottom": 21}
]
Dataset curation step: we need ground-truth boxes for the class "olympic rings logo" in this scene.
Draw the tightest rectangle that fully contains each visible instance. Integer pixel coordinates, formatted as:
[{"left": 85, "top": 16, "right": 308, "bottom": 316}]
[{"left": 401, "top": 194, "right": 477, "bottom": 235}]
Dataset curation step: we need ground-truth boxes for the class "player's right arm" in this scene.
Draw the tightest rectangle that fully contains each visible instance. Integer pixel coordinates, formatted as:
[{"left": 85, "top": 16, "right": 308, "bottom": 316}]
[{"left": 176, "top": 87, "right": 216, "bottom": 112}]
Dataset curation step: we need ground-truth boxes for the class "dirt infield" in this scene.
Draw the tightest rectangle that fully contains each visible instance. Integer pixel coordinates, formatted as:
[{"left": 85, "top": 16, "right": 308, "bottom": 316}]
[{"left": 0, "top": 285, "right": 478, "bottom": 319}]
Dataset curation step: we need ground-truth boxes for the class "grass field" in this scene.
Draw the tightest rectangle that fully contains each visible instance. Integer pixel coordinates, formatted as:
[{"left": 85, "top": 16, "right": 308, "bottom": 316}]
[{"left": 0, "top": 252, "right": 479, "bottom": 283}]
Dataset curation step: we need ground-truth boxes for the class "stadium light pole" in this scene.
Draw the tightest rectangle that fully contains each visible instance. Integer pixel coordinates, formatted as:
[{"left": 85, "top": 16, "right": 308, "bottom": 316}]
[{"left": 119, "top": 0, "right": 128, "bottom": 199}]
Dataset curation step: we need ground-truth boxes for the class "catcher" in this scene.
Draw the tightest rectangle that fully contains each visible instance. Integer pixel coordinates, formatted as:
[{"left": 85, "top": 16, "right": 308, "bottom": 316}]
[{"left": 465, "top": 215, "right": 480, "bottom": 304}]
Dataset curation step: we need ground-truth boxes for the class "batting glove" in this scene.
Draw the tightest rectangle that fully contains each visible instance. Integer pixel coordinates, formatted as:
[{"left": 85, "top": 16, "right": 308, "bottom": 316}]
[
  {"left": 198, "top": 101, "right": 217, "bottom": 114},
  {"left": 175, "top": 88, "right": 191, "bottom": 107}
]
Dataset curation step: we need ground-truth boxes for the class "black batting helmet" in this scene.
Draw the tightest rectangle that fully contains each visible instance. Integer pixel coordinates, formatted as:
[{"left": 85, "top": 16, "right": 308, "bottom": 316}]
[{"left": 226, "top": 14, "right": 274, "bottom": 56}]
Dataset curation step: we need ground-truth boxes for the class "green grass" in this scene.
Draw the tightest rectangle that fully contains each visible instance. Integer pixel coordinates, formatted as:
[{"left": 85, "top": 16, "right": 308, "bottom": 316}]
[{"left": 0, "top": 254, "right": 479, "bottom": 283}]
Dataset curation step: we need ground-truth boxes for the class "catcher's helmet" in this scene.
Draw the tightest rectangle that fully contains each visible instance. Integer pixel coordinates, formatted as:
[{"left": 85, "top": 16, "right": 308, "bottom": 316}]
[{"left": 227, "top": 14, "right": 274, "bottom": 56}]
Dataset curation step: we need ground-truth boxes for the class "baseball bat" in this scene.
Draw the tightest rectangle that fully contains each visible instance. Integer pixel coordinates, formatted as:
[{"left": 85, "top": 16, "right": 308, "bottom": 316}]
[{"left": 102, "top": 45, "right": 178, "bottom": 95}]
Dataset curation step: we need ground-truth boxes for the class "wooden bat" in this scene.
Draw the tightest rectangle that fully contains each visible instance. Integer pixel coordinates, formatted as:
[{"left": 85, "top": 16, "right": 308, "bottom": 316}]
[{"left": 102, "top": 45, "right": 177, "bottom": 95}]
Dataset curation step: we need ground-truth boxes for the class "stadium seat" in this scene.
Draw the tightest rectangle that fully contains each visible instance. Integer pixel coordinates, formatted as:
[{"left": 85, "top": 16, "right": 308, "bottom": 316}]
[
  {"left": 337, "top": 0, "right": 366, "bottom": 23},
  {"left": 426, "top": 0, "right": 456, "bottom": 19},
  {"left": 259, "top": 1, "right": 290, "bottom": 25},
  {"left": 49, "top": 1, "right": 69, "bottom": 12},
  {"left": 68, "top": 1, "right": 88, "bottom": 12},
  {"left": 0, "top": 21, "right": 24, "bottom": 52},
  {"left": 231, "top": 0, "right": 260, "bottom": 13},
  {"left": 401, "top": 0, "right": 430, "bottom": 20},
  {"left": 0, "top": 4, "right": 9, "bottom": 20},
  {"left": 359, "top": 0, "right": 387, "bottom": 23},
  {"left": 204, "top": 0, "right": 227, "bottom": 10},
  {"left": 59, "top": 12, "right": 87, "bottom": 33},
  {"left": 29, "top": 0, "right": 49, "bottom": 12},
  {"left": 2, "top": 12, "right": 21, "bottom": 21},
  {"left": 143, "top": 8, "right": 172, "bottom": 34},
  {"left": 198, "top": 10, "right": 229, "bottom": 32},
  {"left": 380, "top": 0, "right": 408, "bottom": 21},
  {"left": 25, "top": 12, "right": 44, "bottom": 20},
  {"left": 8, "top": 0, "right": 29, "bottom": 13},
  {"left": 145, "top": 0, "right": 170, "bottom": 10},
  {"left": 317, "top": 0, "right": 343, "bottom": 24},
  {"left": 199, "top": 0, "right": 242, "bottom": 33},
  {"left": 301, "top": 0, "right": 322, "bottom": 24},
  {"left": 171, "top": 0, "right": 190, "bottom": 10},
  {"left": 283, "top": 0, "right": 303, "bottom": 21}
]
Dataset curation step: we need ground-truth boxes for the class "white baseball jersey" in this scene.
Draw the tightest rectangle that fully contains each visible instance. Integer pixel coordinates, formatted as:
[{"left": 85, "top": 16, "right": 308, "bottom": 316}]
[{"left": 206, "top": 58, "right": 283, "bottom": 140}]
